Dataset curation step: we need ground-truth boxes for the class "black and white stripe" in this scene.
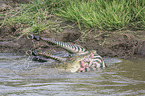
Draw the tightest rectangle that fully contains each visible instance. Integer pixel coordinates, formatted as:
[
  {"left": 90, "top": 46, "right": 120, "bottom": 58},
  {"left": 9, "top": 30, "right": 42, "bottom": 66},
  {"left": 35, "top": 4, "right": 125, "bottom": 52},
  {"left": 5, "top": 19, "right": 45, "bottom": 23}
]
[
  {"left": 37, "top": 52, "right": 67, "bottom": 62},
  {"left": 40, "top": 37, "right": 87, "bottom": 54},
  {"left": 78, "top": 52, "right": 106, "bottom": 72},
  {"left": 90, "top": 53, "right": 106, "bottom": 68}
]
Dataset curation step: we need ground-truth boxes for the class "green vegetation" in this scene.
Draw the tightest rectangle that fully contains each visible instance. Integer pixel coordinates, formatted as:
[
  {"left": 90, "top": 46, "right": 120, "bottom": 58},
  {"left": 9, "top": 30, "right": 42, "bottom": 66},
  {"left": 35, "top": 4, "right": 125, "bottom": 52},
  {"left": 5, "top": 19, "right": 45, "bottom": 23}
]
[
  {"left": 57, "top": 0, "right": 145, "bottom": 30},
  {"left": 5, "top": 0, "right": 66, "bottom": 33},
  {"left": 3, "top": 0, "right": 145, "bottom": 34}
]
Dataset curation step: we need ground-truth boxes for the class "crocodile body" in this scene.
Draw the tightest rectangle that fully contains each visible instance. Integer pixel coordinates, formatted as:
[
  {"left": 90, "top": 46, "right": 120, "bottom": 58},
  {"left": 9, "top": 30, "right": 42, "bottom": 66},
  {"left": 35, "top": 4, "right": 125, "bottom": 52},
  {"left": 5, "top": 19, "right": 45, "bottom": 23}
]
[
  {"left": 34, "top": 50, "right": 105, "bottom": 72},
  {"left": 30, "top": 35, "right": 106, "bottom": 72},
  {"left": 36, "top": 50, "right": 96, "bottom": 72}
]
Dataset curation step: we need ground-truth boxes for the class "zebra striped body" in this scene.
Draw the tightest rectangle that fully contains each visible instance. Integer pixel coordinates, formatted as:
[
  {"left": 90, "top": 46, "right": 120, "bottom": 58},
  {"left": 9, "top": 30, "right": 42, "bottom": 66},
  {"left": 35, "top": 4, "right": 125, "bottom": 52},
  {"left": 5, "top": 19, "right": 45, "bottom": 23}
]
[
  {"left": 31, "top": 35, "right": 106, "bottom": 72},
  {"left": 89, "top": 53, "right": 106, "bottom": 68},
  {"left": 40, "top": 37, "right": 88, "bottom": 55},
  {"left": 78, "top": 52, "right": 106, "bottom": 72}
]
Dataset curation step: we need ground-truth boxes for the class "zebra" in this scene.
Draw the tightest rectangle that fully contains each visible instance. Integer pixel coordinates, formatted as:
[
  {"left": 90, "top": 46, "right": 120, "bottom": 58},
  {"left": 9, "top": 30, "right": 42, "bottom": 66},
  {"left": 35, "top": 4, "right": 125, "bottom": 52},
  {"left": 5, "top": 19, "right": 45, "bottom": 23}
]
[
  {"left": 29, "top": 35, "right": 106, "bottom": 72},
  {"left": 30, "top": 35, "right": 88, "bottom": 55}
]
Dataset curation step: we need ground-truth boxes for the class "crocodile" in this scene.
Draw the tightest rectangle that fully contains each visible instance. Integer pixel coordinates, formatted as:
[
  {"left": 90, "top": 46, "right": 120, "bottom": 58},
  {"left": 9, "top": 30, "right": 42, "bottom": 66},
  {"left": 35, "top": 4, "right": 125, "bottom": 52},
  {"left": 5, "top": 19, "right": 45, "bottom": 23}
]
[
  {"left": 34, "top": 50, "right": 96, "bottom": 72},
  {"left": 30, "top": 50, "right": 106, "bottom": 72},
  {"left": 28, "top": 35, "right": 106, "bottom": 72}
]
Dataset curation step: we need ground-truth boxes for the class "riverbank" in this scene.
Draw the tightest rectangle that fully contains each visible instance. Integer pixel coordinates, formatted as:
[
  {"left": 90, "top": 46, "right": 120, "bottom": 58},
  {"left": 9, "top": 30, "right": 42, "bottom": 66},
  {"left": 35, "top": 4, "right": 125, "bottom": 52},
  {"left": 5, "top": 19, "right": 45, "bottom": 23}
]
[
  {"left": 1, "top": 24, "right": 145, "bottom": 58},
  {"left": 0, "top": 0, "right": 145, "bottom": 58}
]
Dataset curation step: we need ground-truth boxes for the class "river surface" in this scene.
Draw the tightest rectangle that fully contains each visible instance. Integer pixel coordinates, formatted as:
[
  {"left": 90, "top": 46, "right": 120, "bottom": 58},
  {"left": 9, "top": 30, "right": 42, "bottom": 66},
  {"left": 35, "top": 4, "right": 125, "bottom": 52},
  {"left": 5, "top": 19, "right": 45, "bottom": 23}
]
[{"left": 0, "top": 52, "right": 145, "bottom": 96}]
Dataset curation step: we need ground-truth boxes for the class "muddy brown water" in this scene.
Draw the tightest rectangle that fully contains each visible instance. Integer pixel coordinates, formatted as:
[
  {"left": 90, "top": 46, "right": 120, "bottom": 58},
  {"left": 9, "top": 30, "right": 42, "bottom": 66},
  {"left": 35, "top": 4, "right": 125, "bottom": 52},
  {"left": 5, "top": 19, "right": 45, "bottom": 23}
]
[{"left": 0, "top": 52, "right": 145, "bottom": 96}]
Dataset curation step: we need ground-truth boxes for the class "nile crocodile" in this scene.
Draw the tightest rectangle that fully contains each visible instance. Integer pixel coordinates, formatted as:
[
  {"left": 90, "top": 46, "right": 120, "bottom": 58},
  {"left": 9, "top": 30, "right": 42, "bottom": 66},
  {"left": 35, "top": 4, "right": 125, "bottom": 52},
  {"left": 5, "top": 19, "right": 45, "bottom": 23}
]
[
  {"left": 34, "top": 50, "right": 97, "bottom": 72},
  {"left": 28, "top": 35, "right": 106, "bottom": 72}
]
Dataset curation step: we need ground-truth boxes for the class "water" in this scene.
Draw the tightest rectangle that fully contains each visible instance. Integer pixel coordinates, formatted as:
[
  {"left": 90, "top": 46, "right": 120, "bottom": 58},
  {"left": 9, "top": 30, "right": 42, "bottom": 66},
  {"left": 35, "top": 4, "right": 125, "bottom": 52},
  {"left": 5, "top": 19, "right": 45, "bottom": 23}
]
[{"left": 0, "top": 52, "right": 145, "bottom": 96}]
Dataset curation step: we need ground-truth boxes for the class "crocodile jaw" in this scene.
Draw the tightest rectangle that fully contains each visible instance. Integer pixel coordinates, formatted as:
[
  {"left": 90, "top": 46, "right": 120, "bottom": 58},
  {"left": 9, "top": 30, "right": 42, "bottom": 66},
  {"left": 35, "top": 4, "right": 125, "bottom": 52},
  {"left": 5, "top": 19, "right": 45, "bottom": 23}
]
[
  {"left": 66, "top": 64, "right": 81, "bottom": 72},
  {"left": 66, "top": 50, "right": 96, "bottom": 72}
]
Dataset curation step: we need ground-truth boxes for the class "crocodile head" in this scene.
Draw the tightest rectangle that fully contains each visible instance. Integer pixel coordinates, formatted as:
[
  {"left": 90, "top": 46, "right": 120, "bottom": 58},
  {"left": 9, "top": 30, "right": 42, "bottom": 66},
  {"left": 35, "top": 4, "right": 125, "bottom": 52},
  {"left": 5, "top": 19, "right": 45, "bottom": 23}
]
[{"left": 63, "top": 50, "right": 96, "bottom": 72}]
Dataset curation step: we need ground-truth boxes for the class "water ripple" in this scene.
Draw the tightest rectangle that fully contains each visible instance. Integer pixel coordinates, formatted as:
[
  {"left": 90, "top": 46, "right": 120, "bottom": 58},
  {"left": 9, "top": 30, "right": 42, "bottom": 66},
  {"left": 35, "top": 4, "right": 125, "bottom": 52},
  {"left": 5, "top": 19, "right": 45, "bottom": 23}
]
[{"left": 0, "top": 53, "right": 145, "bottom": 96}]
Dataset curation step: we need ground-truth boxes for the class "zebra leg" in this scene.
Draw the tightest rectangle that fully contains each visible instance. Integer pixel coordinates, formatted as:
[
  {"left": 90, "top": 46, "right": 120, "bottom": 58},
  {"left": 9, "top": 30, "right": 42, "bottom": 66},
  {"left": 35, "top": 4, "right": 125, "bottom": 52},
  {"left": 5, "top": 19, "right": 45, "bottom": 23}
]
[
  {"left": 31, "top": 56, "right": 48, "bottom": 62},
  {"left": 26, "top": 50, "right": 48, "bottom": 62},
  {"left": 27, "top": 34, "right": 40, "bottom": 41}
]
